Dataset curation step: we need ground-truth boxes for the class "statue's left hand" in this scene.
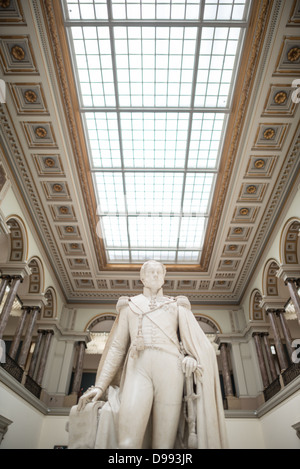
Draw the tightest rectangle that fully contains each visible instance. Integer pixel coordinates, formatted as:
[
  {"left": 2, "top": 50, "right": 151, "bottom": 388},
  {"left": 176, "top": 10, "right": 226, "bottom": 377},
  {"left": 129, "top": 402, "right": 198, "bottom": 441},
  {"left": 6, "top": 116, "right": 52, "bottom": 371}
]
[
  {"left": 182, "top": 356, "right": 198, "bottom": 377},
  {"left": 77, "top": 386, "right": 103, "bottom": 411}
]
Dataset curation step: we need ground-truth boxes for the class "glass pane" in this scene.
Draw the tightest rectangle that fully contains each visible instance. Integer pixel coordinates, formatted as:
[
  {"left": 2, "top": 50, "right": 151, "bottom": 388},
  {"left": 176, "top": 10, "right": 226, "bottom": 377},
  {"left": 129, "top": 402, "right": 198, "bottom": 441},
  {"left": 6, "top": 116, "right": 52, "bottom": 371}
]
[
  {"left": 107, "top": 250, "right": 130, "bottom": 261},
  {"left": 177, "top": 251, "right": 200, "bottom": 262},
  {"left": 128, "top": 216, "right": 180, "bottom": 248},
  {"left": 195, "top": 27, "right": 241, "bottom": 108},
  {"left": 120, "top": 112, "right": 189, "bottom": 168},
  {"left": 178, "top": 217, "right": 207, "bottom": 249},
  {"left": 110, "top": 0, "right": 200, "bottom": 20},
  {"left": 84, "top": 112, "right": 122, "bottom": 168},
  {"left": 131, "top": 250, "right": 176, "bottom": 262},
  {"left": 188, "top": 113, "right": 226, "bottom": 169},
  {"left": 125, "top": 172, "right": 184, "bottom": 213},
  {"left": 114, "top": 26, "right": 197, "bottom": 108},
  {"left": 94, "top": 172, "right": 126, "bottom": 213},
  {"left": 183, "top": 173, "right": 215, "bottom": 215},
  {"left": 101, "top": 216, "right": 128, "bottom": 248}
]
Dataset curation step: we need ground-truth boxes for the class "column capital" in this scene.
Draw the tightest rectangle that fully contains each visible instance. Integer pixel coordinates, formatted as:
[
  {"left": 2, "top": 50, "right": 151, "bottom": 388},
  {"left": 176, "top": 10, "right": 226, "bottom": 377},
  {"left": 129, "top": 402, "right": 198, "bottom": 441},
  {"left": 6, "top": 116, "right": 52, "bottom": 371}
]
[
  {"left": 260, "top": 296, "right": 288, "bottom": 312},
  {"left": 285, "top": 277, "right": 300, "bottom": 288},
  {"left": 266, "top": 308, "right": 286, "bottom": 315},
  {"left": 252, "top": 331, "right": 269, "bottom": 338},
  {"left": 0, "top": 262, "right": 32, "bottom": 279},
  {"left": 21, "top": 305, "right": 32, "bottom": 312},
  {"left": 19, "top": 293, "right": 47, "bottom": 311},
  {"left": 0, "top": 274, "right": 11, "bottom": 281},
  {"left": 276, "top": 265, "right": 300, "bottom": 284},
  {"left": 77, "top": 340, "right": 87, "bottom": 348}
]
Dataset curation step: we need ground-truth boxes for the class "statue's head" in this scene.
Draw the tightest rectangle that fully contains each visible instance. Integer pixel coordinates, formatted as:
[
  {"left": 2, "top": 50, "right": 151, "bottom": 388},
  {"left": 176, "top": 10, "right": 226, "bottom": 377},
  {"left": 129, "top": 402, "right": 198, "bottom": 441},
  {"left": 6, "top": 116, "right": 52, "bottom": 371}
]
[{"left": 140, "top": 260, "right": 166, "bottom": 291}]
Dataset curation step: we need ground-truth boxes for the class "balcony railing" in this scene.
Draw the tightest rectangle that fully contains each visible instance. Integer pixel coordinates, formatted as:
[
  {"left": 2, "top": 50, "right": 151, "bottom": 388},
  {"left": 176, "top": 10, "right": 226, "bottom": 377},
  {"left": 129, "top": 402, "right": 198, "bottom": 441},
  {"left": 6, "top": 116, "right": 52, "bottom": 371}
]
[
  {"left": 263, "top": 362, "right": 300, "bottom": 402},
  {"left": 0, "top": 354, "right": 41, "bottom": 399},
  {"left": 0, "top": 354, "right": 23, "bottom": 383},
  {"left": 282, "top": 362, "right": 300, "bottom": 387},
  {"left": 263, "top": 377, "right": 281, "bottom": 402}
]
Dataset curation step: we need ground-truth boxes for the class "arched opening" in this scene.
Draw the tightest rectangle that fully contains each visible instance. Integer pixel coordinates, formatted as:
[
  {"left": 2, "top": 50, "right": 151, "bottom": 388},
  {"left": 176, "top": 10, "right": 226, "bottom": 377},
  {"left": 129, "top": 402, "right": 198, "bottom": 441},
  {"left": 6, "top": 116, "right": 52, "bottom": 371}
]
[
  {"left": 70, "top": 314, "right": 117, "bottom": 395},
  {"left": 250, "top": 289, "right": 264, "bottom": 321}
]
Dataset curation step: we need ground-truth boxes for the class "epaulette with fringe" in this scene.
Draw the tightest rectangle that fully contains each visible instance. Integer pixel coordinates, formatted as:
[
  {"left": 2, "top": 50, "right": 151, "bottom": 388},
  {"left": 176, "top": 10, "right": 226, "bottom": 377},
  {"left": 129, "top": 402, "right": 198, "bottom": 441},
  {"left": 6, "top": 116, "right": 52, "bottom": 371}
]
[
  {"left": 176, "top": 295, "right": 191, "bottom": 310},
  {"left": 116, "top": 296, "right": 130, "bottom": 313}
]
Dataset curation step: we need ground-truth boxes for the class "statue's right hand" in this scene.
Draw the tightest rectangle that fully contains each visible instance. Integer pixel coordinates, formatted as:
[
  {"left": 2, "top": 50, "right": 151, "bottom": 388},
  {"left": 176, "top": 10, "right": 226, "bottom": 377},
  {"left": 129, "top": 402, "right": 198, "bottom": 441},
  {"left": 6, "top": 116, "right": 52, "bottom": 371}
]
[{"left": 77, "top": 386, "right": 103, "bottom": 411}]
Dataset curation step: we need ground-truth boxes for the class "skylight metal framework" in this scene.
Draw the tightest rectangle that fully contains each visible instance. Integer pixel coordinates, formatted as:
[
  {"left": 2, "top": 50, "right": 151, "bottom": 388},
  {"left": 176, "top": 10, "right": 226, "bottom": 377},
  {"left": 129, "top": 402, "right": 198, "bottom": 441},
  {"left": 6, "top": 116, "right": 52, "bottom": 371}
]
[{"left": 63, "top": 0, "right": 251, "bottom": 264}]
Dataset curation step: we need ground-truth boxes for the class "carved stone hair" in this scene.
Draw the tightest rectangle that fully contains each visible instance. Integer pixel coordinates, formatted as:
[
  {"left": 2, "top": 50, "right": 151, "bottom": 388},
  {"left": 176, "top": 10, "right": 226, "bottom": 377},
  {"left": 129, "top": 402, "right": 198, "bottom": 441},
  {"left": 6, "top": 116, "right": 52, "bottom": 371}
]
[{"left": 140, "top": 260, "right": 166, "bottom": 282}]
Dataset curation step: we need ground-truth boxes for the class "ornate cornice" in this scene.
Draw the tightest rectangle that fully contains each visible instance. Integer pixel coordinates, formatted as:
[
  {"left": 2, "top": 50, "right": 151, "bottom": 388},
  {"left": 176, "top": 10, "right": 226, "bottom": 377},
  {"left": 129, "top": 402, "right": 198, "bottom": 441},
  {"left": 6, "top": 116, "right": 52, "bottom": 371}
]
[{"left": 201, "top": 0, "right": 273, "bottom": 271}]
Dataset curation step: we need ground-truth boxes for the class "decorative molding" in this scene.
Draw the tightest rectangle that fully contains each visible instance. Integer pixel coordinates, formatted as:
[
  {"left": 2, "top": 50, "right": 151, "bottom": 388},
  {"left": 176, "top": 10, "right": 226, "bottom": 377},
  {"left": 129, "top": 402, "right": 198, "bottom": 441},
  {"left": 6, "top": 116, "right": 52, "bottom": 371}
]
[
  {"left": 292, "top": 421, "right": 300, "bottom": 440},
  {"left": 0, "top": 414, "right": 12, "bottom": 445}
]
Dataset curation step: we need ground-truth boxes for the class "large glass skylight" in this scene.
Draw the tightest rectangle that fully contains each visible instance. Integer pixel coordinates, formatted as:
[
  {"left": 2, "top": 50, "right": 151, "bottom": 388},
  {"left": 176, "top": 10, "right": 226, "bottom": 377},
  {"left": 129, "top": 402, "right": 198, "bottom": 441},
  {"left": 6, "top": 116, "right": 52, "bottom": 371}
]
[{"left": 63, "top": 0, "right": 251, "bottom": 264}]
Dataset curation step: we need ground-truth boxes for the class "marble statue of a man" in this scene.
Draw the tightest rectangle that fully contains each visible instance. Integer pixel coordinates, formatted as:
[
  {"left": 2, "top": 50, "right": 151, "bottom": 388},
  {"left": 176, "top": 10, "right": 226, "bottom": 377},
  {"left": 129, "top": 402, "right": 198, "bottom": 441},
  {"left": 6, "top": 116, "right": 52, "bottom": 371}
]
[{"left": 70, "top": 260, "right": 228, "bottom": 449}]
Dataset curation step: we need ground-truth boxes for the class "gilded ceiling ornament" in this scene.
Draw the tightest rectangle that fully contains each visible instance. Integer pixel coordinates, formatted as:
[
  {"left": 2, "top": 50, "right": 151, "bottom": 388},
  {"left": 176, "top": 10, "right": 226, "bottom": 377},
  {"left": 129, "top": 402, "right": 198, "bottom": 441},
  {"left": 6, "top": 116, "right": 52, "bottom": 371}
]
[
  {"left": 224, "top": 260, "right": 232, "bottom": 265},
  {"left": 0, "top": 0, "right": 10, "bottom": 8},
  {"left": 11, "top": 45, "right": 25, "bottom": 61},
  {"left": 59, "top": 206, "right": 69, "bottom": 214},
  {"left": 53, "top": 184, "right": 63, "bottom": 192},
  {"left": 24, "top": 90, "right": 37, "bottom": 103},
  {"left": 234, "top": 227, "right": 243, "bottom": 234},
  {"left": 263, "top": 128, "right": 275, "bottom": 140},
  {"left": 254, "top": 159, "right": 265, "bottom": 169},
  {"left": 45, "top": 157, "right": 55, "bottom": 167},
  {"left": 229, "top": 245, "right": 237, "bottom": 251},
  {"left": 247, "top": 185, "right": 257, "bottom": 194},
  {"left": 75, "top": 259, "right": 83, "bottom": 264},
  {"left": 71, "top": 243, "right": 79, "bottom": 249},
  {"left": 274, "top": 91, "right": 287, "bottom": 104},
  {"left": 287, "top": 47, "right": 300, "bottom": 62},
  {"left": 35, "top": 127, "right": 47, "bottom": 138},
  {"left": 66, "top": 226, "right": 74, "bottom": 233},
  {"left": 240, "top": 208, "right": 249, "bottom": 216}
]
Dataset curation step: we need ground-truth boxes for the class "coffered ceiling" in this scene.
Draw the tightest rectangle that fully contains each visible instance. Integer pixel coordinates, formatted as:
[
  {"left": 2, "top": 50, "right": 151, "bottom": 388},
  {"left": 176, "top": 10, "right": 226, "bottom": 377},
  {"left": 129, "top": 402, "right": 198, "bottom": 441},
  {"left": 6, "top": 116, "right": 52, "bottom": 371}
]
[{"left": 0, "top": 0, "right": 299, "bottom": 304}]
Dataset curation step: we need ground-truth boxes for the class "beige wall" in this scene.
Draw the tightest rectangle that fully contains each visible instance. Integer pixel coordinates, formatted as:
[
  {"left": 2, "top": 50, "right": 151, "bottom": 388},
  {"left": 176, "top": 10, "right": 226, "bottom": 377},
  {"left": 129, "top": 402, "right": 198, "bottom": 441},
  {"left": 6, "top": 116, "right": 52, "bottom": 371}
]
[{"left": 1, "top": 379, "right": 300, "bottom": 449}]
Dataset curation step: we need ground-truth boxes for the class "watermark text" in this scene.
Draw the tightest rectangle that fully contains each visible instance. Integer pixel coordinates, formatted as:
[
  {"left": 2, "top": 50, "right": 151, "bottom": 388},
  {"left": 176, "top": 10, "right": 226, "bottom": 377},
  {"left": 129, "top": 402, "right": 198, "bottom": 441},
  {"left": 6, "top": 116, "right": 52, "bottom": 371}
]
[{"left": 291, "top": 339, "right": 300, "bottom": 364}]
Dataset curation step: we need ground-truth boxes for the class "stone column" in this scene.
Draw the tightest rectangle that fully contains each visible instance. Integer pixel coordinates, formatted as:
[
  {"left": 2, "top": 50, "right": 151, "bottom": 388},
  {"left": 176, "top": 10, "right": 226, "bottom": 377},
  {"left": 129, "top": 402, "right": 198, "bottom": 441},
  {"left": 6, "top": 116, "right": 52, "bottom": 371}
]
[
  {"left": 261, "top": 332, "right": 278, "bottom": 382},
  {"left": 285, "top": 278, "right": 300, "bottom": 325},
  {"left": 0, "top": 276, "right": 22, "bottom": 339},
  {"left": 277, "top": 309, "right": 294, "bottom": 363},
  {"left": 219, "top": 342, "right": 233, "bottom": 397},
  {"left": 0, "top": 276, "right": 10, "bottom": 306},
  {"left": 267, "top": 310, "right": 289, "bottom": 372},
  {"left": 252, "top": 333, "right": 269, "bottom": 388},
  {"left": 9, "top": 307, "right": 29, "bottom": 360},
  {"left": 28, "top": 330, "right": 44, "bottom": 379},
  {"left": 18, "top": 307, "right": 40, "bottom": 368},
  {"left": 36, "top": 330, "right": 53, "bottom": 386},
  {"left": 71, "top": 341, "right": 86, "bottom": 395}
]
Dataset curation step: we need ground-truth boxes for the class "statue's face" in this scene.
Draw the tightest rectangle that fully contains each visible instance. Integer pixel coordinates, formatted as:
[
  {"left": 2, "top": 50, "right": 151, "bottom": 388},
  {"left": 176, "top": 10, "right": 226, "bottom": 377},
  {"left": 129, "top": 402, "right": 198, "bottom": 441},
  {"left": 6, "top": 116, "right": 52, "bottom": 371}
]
[{"left": 141, "top": 261, "right": 165, "bottom": 291}]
